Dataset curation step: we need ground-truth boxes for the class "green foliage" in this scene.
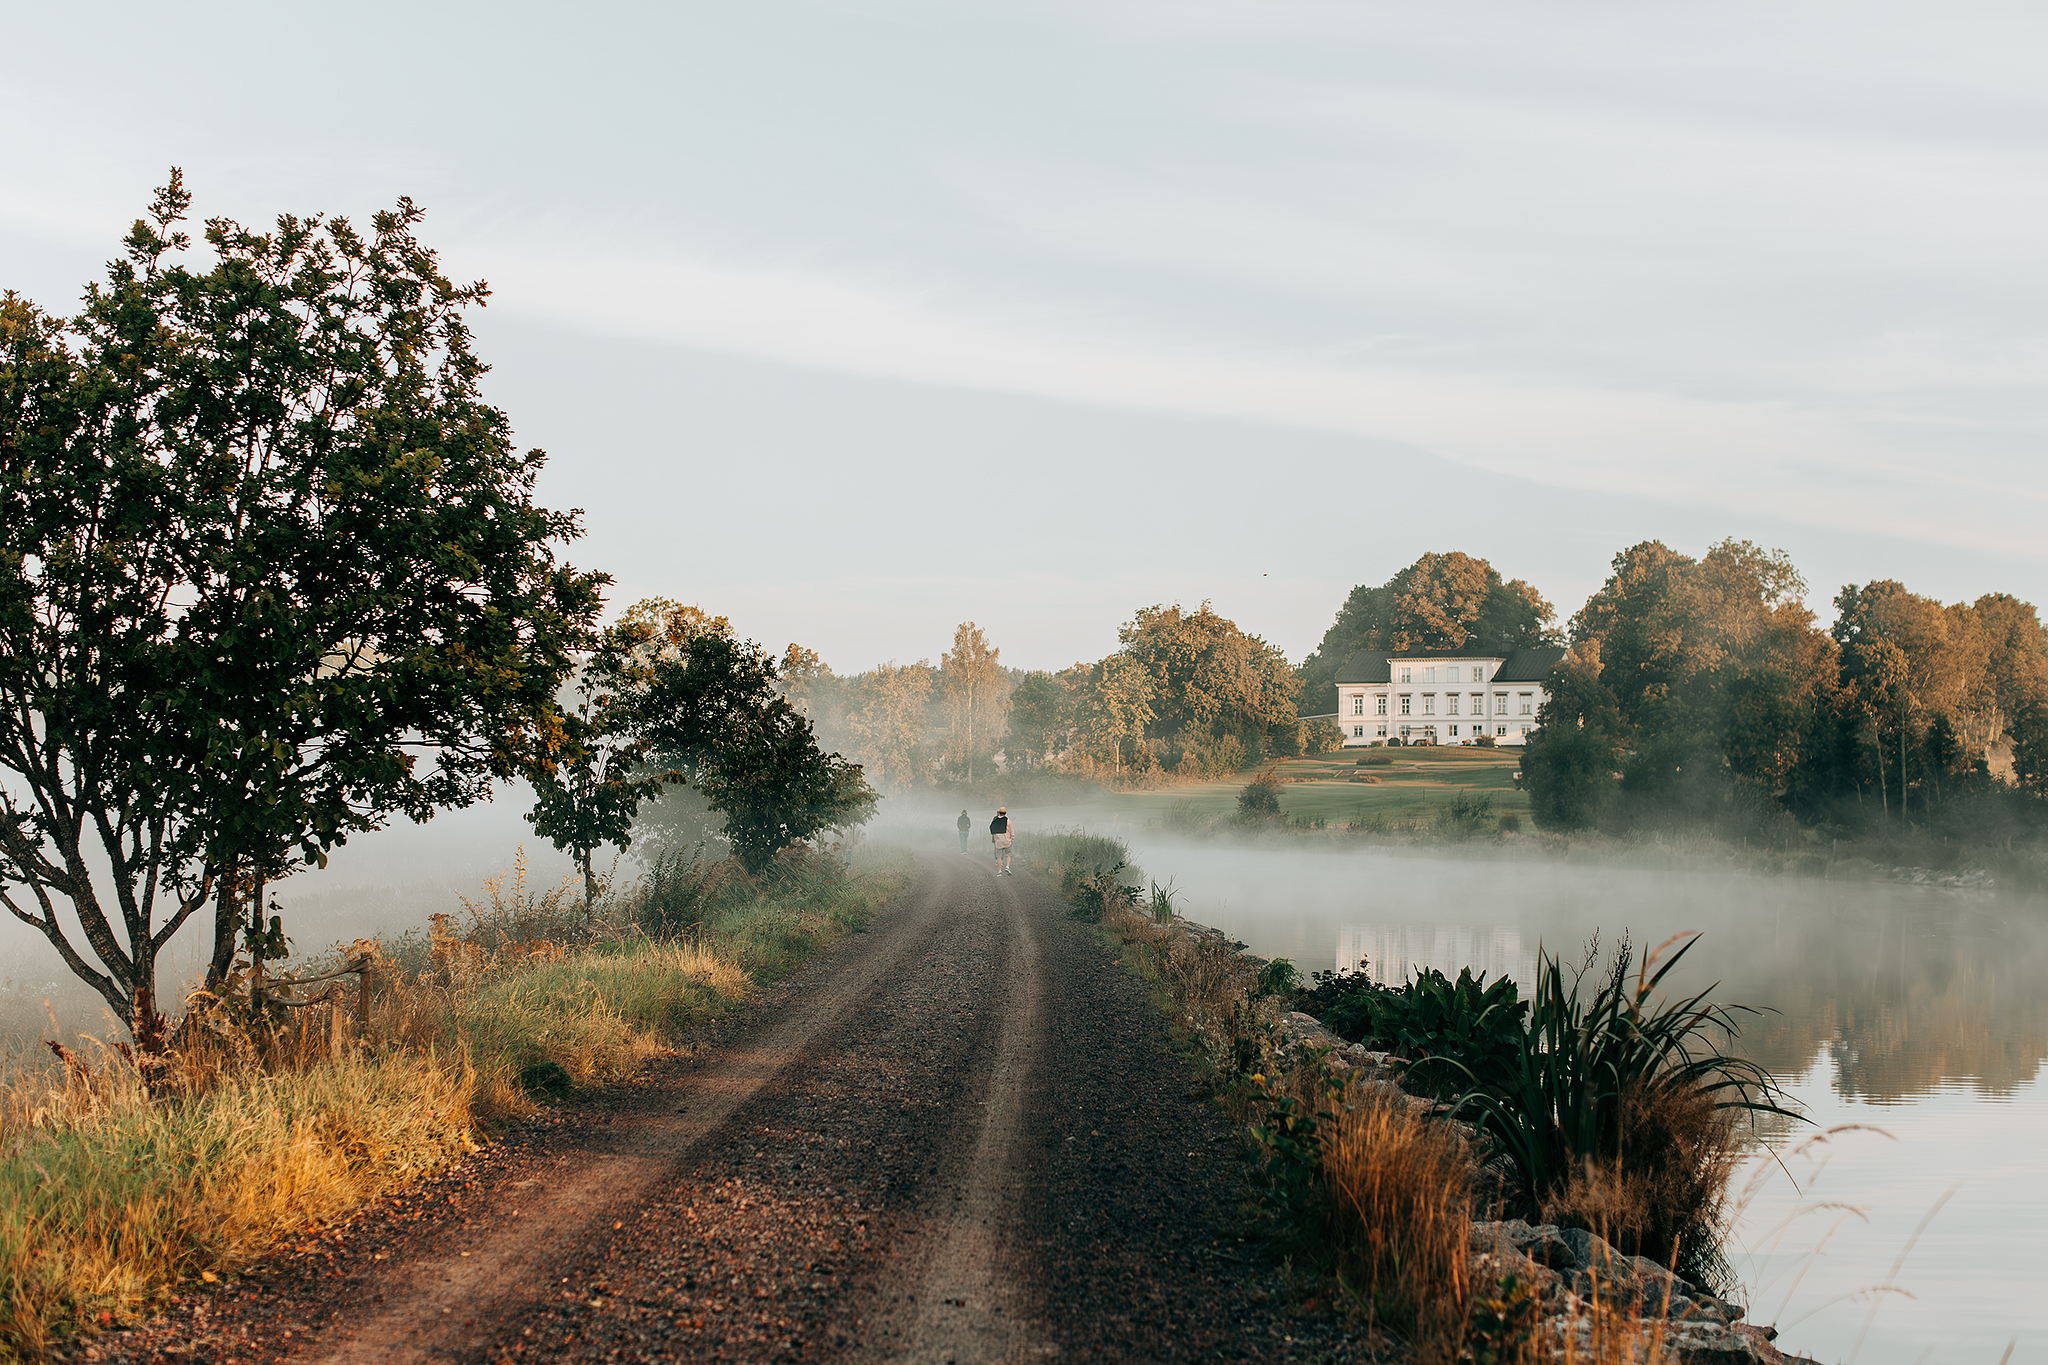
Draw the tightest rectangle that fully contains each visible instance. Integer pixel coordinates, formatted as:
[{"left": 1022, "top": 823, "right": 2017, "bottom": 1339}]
[
  {"left": 1465, "top": 1275, "right": 1544, "bottom": 1365},
  {"left": 617, "top": 601, "right": 877, "bottom": 874},
  {"left": 1433, "top": 790, "right": 1496, "bottom": 838},
  {"left": 1519, "top": 653, "right": 1623, "bottom": 831},
  {"left": 1255, "top": 958, "right": 1300, "bottom": 997},
  {"left": 0, "top": 173, "right": 602, "bottom": 1046},
  {"left": 1026, "top": 830, "right": 1142, "bottom": 923},
  {"left": 1237, "top": 768, "right": 1284, "bottom": 818},
  {"left": 1296, "top": 964, "right": 1526, "bottom": 1097},
  {"left": 1147, "top": 879, "right": 1178, "bottom": 925},
  {"left": 1374, "top": 967, "right": 1527, "bottom": 1096},
  {"left": 1455, "top": 934, "right": 1796, "bottom": 1267},
  {"left": 1303, "top": 718, "right": 1345, "bottom": 755}
]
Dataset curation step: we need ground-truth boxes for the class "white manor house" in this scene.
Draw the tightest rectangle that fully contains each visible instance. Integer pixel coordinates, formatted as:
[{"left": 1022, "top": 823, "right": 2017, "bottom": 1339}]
[{"left": 1334, "top": 647, "right": 1569, "bottom": 747}]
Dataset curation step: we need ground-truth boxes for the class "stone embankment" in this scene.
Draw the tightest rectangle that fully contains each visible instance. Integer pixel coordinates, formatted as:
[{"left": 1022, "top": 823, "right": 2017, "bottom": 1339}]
[{"left": 1267, "top": 1010, "right": 1816, "bottom": 1365}]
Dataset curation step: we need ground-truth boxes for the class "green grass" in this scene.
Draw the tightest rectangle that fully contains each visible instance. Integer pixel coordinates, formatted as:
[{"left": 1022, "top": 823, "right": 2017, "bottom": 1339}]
[{"left": 1101, "top": 751, "right": 1531, "bottom": 826}]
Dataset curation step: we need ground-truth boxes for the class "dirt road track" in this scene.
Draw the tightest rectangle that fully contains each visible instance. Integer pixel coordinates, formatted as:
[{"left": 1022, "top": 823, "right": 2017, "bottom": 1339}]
[{"left": 82, "top": 856, "right": 1364, "bottom": 1364}]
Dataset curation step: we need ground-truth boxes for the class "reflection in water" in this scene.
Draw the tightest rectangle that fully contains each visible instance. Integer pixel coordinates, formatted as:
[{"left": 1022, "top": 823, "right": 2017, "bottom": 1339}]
[{"left": 1337, "top": 924, "right": 1534, "bottom": 991}]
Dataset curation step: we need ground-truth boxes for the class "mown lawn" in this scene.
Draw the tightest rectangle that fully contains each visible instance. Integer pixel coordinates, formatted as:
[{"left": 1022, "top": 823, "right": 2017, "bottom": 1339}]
[{"left": 1101, "top": 749, "right": 1530, "bottom": 826}]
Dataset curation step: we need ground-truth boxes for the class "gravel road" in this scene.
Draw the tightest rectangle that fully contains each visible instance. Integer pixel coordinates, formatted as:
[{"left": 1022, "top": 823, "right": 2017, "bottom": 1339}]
[{"left": 76, "top": 856, "right": 1367, "bottom": 1364}]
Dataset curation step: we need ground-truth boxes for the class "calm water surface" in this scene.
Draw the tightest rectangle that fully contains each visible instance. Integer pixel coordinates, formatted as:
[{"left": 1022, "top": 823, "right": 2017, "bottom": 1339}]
[{"left": 1110, "top": 832, "right": 2048, "bottom": 1365}]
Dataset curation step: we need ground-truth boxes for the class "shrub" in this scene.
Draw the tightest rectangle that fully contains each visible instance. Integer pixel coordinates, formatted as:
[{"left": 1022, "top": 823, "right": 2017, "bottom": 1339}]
[
  {"left": 1294, "top": 967, "right": 1389, "bottom": 1044},
  {"left": 1237, "top": 766, "right": 1284, "bottom": 819},
  {"left": 1255, "top": 958, "right": 1300, "bottom": 997},
  {"left": 1497, "top": 811, "right": 1523, "bottom": 834},
  {"left": 1457, "top": 933, "right": 1793, "bottom": 1286},
  {"left": 1434, "top": 790, "right": 1495, "bottom": 838},
  {"left": 1296, "top": 965, "right": 1526, "bottom": 1097}
]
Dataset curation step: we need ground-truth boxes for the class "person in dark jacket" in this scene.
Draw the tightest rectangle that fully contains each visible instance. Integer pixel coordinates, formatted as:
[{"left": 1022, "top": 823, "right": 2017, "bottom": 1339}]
[
  {"left": 989, "top": 807, "right": 1014, "bottom": 875},
  {"left": 956, "top": 809, "right": 971, "bottom": 855}
]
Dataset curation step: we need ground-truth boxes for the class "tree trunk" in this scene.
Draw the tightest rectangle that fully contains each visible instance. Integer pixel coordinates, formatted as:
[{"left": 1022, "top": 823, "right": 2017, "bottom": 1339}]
[
  {"left": 204, "top": 863, "right": 242, "bottom": 999},
  {"left": 581, "top": 851, "right": 599, "bottom": 920}
]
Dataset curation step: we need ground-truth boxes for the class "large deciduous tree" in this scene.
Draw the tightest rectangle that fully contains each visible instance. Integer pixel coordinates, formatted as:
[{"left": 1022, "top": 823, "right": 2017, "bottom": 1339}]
[
  {"left": 0, "top": 174, "right": 603, "bottom": 1046},
  {"left": 1298, "top": 551, "right": 1556, "bottom": 713},
  {"left": 939, "top": 622, "right": 1009, "bottom": 785}
]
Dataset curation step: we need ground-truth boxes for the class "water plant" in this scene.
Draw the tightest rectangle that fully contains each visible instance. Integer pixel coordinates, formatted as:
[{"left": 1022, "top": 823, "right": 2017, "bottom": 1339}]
[{"left": 1455, "top": 932, "right": 1796, "bottom": 1284}]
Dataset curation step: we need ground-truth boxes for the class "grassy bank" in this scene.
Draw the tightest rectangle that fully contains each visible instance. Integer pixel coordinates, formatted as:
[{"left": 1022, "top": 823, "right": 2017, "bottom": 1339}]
[{"left": 0, "top": 845, "right": 908, "bottom": 1358}]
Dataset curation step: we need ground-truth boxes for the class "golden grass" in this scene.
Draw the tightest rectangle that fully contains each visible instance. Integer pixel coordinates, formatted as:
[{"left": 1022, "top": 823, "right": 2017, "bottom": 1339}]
[
  {"left": 1321, "top": 1089, "right": 1475, "bottom": 1339},
  {"left": 0, "top": 848, "right": 908, "bottom": 1358}
]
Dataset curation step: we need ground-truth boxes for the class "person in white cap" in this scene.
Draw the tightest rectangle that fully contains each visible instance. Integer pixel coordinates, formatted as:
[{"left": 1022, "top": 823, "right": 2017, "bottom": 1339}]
[{"left": 988, "top": 807, "right": 1014, "bottom": 875}]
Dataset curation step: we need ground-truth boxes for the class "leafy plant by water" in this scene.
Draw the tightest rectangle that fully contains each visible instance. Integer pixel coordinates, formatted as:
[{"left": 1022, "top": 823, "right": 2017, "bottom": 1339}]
[
  {"left": 1295, "top": 963, "right": 1526, "bottom": 1096},
  {"left": 1455, "top": 932, "right": 1796, "bottom": 1284}
]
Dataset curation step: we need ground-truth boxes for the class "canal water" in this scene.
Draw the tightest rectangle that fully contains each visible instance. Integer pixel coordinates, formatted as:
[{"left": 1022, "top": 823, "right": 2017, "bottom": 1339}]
[{"left": 1113, "top": 833, "right": 2047, "bottom": 1365}]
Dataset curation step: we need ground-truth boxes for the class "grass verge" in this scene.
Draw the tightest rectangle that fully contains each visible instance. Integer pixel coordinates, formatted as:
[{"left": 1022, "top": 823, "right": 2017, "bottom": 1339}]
[{"left": 0, "top": 844, "right": 908, "bottom": 1358}]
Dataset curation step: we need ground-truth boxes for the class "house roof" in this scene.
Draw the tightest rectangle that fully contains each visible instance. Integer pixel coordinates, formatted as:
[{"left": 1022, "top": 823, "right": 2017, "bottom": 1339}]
[
  {"left": 1333, "top": 650, "right": 1392, "bottom": 684},
  {"left": 1491, "top": 647, "right": 1570, "bottom": 682},
  {"left": 1333, "top": 646, "right": 1569, "bottom": 686}
]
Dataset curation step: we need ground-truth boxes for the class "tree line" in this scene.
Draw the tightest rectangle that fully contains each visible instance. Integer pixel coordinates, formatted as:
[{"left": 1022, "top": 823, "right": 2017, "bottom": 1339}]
[
  {"left": 1520, "top": 539, "right": 2048, "bottom": 839},
  {"left": 789, "top": 603, "right": 1339, "bottom": 794}
]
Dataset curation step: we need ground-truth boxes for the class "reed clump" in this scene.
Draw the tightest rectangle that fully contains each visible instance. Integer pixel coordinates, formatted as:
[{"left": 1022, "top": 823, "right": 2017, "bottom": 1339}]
[{"left": 0, "top": 844, "right": 906, "bottom": 1358}]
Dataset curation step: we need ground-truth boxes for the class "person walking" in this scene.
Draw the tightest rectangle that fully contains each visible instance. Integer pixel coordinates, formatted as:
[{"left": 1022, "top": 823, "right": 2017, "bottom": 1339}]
[
  {"left": 989, "top": 807, "right": 1014, "bottom": 876},
  {"left": 956, "top": 809, "right": 972, "bottom": 856}
]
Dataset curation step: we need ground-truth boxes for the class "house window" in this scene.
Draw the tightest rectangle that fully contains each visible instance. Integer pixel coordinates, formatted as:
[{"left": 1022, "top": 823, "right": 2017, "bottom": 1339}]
[
  {"left": 1423, "top": 695, "right": 1436, "bottom": 715},
  {"left": 1471, "top": 692, "right": 1483, "bottom": 711},
  {"left": 1449, "top": 725, "right": 1459, "bottom": 737},
  {"left": 1353, "top": 725, "right": 1364, "bottom": 737},
  {"left": 1449, "top": 666, "right": 1461, "bottom": 682},
  {"left": 1377, "top": 725, "right": 1387, "bottom": 737},
  {"left": 1519, "top": 693, "right": 1533, "bottom": 715},
  {"left": 1495, "top": 691, "right": 1508, "bottom": 710},
  {"left": 1375, "top": 694, "right": 1387, "bottom": 716},
  {"left": 1352, "top": 694, "right": 1364, "bottom": 715},
  {"left": 1473, "top": 665, "right": 1486, "bottom": 681},
  {"left": 1497, "top": 725, "right": 1507, "bottom": 735},
  {"left": 1520, "top": 723, "right": 1531, "bottom": 734},
  {"left": 1447, "top": 694, "right": 1460, "bottom": 715},
  {"left": 1400, "top": 695, "right": 1411, "bottom": 715},
  {"left": 1399, "top": 667, "right": 1412, "bottom": 683},
  {"left": 1424, "top": 667, "right": 1437, "bottom": 683}
]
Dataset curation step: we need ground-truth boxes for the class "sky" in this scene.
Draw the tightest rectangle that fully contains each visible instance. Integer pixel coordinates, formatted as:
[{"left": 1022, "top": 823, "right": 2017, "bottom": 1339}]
[{"left": 5, "top": 0, "right": 2048, "bottom": 671}]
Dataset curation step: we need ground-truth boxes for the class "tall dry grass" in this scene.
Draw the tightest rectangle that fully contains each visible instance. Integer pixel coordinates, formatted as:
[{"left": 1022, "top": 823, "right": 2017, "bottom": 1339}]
[
  {"left": 1320, "top": 1089, "right": 1475, "bottom": 1338},
  {"left": 0, "top": 845, "right": 907, "bottom": 1358}
]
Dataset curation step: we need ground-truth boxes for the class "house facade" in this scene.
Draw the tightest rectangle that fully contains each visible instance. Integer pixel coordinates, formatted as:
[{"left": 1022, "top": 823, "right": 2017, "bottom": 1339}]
[{"left": 1333, "top": 647, "right": 1568, "bottom": 747}]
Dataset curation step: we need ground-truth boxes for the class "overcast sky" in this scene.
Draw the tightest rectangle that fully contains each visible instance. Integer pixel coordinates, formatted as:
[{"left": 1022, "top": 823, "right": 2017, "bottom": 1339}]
[{"left": 6, "top": 1, "right": 2047, "bottom": 671}]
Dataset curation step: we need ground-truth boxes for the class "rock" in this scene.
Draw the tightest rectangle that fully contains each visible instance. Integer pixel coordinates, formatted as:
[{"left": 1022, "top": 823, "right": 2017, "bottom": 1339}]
[{"left": 1668, "top": 1321, "right": 1789, "bottom": 1365}]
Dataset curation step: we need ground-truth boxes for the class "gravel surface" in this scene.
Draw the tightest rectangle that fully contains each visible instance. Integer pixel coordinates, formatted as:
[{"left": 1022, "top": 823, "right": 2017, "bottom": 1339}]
[{"left": 67, "top": 856, "right": 1371, "bottom": 1364}]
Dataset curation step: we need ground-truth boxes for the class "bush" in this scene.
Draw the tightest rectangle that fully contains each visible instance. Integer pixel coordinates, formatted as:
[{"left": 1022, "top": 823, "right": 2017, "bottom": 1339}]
[
  {"left": 1434, "top": 790, "right": 1495, "bottom": 839},
  {"left": 1237, "top": 767, "right": 1284, "bottom": 819},
  {"left": 1457, "top": 933, "right": 1793, "bottom": 1286},
  {"left": 1295, "top": 965, "right": 1526, "bottom": 1097}
]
